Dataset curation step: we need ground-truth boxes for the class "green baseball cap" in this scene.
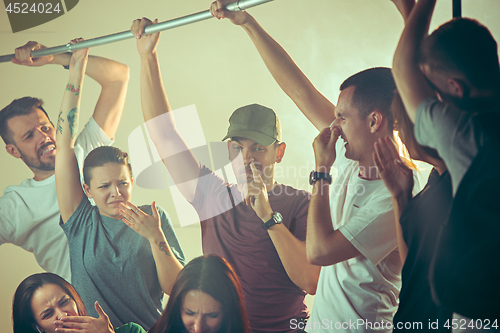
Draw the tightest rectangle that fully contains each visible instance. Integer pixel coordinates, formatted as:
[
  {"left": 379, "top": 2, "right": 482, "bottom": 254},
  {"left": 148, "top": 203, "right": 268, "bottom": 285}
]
[{"left": 222, "top": 104, "right": 281, "bottom": 146}]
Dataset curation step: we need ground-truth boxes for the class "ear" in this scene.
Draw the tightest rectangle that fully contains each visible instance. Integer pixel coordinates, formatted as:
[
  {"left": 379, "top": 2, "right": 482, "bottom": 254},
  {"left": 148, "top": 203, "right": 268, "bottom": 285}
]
[
  {"left": 227, "top": 141, "right": 231, "bottom": 160},
  {"left": 5, "top": 143, "right": 21, "bottom": 159},
  {"left": 368, "top": 111, "right": 383, "bottom": 134},
  {"left": 83, "top": 183, "right": 92, "bottom": 199},
  {"left": 275, "top": 142, "right": 286, "bottom": 163},
  {"left": 447, "top": 78, "right": 465, "bottom": 99}
]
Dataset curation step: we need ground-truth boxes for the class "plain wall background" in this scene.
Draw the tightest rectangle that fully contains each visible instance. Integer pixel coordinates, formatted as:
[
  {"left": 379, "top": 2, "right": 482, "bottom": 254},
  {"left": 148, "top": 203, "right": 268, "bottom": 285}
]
[{"left": 1, "top": 0, "right": 499, "bottom": 330}]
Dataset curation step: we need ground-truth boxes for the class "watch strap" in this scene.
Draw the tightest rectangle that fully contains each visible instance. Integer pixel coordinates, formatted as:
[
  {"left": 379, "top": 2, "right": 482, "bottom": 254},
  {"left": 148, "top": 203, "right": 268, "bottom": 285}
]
[
  {"left": 262, "top": 212, "right": 283, "bottom": 230},
  {"left": 309, "top": 171, "right": 332, "bottom": 185}
]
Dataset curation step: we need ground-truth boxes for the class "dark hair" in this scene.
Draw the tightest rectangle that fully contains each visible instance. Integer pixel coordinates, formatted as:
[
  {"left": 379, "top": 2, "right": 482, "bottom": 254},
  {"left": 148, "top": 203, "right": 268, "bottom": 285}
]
[
  {"left": 149, "top": 255, "right": 250, "bottom": 333},
  {"left": 0, "top": 97, "right": 48, "bottom": 145},
  {"left": 83, "top": 146, "right": 133, "bottom": 186},
  {"left": 340, "top": 67, "right": 396, "bottom": 132},
  {"left": 420, "top": 18, "right": 500, "bottom": 90},
  {"left": 12, "top": 273, "right": 87, "bottom": 333}
]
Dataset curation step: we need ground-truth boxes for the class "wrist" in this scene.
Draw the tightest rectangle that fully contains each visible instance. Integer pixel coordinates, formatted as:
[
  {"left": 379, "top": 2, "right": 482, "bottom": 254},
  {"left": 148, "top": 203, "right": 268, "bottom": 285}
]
[
  {"left": 240, "top": 12, "right": 255, "bottom": 28},
  {"left": 139, "top": 50, "right": 158, "bottom": 60},
  {"left": 314, "top": 165, "right": 332, "bottom": 174},
  {"left": 51, "top": 52, "right": 71, "bottom": 66},
  {"left": 393, "top": 191, "right": 412, "bottom": 206},
  {"left": 260, "top": 211, "right": 274, "bottom": 223},
  {"left": 148, "top": 231, "right": 166, "bottom": 245}
]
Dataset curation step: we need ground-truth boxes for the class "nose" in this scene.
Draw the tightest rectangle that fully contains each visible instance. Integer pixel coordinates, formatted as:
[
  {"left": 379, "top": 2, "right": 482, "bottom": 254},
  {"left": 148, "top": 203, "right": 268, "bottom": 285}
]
[
  {"left": 241, "top": 149, "right": 254, "bottom": 165},
  {"left": 55, "top": 308, "right": 67, "bottom": 320},
  {"left": 193, "top": 317, "right": 203, "bottom": 333},
  {"left": 36, "top": 127, "right": 51, "bottom": 143},
  {"left": 110, "top": 185, "right": 121, "bottom": 198},
  {"left": 331, "top": 118, "right": 341, "bottom": 130}
]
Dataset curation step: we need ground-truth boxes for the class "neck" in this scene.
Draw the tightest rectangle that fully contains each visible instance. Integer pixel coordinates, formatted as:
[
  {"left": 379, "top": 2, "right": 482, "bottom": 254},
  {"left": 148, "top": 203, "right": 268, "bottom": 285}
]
[
  {"left": 358, "top": 158, "right": 380, "bottom": 180},
  {"left": 32, "top": 169, "right": 55, "bottom": 181}
]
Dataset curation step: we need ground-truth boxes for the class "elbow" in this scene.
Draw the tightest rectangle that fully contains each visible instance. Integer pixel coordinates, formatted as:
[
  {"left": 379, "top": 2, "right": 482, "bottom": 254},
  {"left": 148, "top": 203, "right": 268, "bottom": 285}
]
[
  {"left": 306, "top": 245, "right": 325, "bottom": 266},
  {"left": 304, "top": 279, "right": 318, "bottom": 295},
  {"left": 120, "top": 64, "right": 130, "bottom": 84}
]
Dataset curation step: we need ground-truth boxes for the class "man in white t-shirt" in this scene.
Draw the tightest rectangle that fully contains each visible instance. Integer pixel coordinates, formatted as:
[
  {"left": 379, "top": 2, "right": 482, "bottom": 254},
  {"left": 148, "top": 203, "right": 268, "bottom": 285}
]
[
  {"left": 211, "top": 3, "right": 402, "bottom": 331},
  {"left": 0, "top": 41, "right": 129, "bottom": 282}
]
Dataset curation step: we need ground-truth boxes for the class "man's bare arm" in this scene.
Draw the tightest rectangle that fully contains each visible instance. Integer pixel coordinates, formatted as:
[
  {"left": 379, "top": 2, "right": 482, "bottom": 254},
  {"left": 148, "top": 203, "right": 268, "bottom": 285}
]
[
  {"left": 133, "top": 18, "right": 200, "bottom": 201},
  {"left": 392, "top": 0, "right": 437, "bottom": 123},
  {"left": 13, "top": 41, "right": 129, "bottom": 139},
  {"left": 211, "top": 1, "right": 335, "bottom": 130}
]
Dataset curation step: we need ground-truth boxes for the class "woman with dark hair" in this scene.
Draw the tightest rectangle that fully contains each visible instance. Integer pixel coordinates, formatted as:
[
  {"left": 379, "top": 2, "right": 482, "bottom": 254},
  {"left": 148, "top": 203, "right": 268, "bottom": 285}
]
[
  {"left": 54, "top": 39, "right": 185, "bottom": 330},
  {"left": 149, "top": 255, "right": 250, "bottom": 333},
  {"left": 12, "top": 272, "right": 146, "bottom": 333},
  {"left": 373, "top": 89, "right": 453, "bottom": 328}
]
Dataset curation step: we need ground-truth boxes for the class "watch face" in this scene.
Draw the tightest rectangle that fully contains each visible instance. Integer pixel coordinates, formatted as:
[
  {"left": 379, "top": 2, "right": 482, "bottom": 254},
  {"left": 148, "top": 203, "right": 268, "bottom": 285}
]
[{"left": 274, "top": 212, "right": 283, "bottom": 223}]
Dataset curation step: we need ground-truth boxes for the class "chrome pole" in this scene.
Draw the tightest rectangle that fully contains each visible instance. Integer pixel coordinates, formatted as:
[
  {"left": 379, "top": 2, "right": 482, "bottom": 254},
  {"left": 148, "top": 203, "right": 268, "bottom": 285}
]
[{"left": 0, "top": 0, "right": 274, "bottom": 63}]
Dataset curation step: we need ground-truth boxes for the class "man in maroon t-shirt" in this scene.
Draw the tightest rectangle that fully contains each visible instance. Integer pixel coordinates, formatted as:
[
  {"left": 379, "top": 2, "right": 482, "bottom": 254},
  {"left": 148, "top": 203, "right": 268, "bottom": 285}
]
[{"left": 132, "top": 18, "right": 320, "bottom": 332}]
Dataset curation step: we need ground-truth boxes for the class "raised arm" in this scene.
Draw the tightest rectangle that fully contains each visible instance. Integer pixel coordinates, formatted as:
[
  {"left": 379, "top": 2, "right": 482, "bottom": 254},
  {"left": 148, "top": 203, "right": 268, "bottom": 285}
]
[
  {"left": 132, "top": 18, "right": 200, "bottom": 202},
  {"left": 55, "top": 39, "right": 88, "bottom": 223},
  {"left": 210, "top": 0, "right": 335, "bottom": 130},
  {"left": 306, "top": 127, "right": 361, "bottom": 265},
  {"left": 392, "top": 0, "right": 437, "bottom": 122},
  {"left": 391, "top": 0, "right": 415, "bottom": 23},
  {"left": 12, "top": 41, "right": 129, "bottom": 138}
]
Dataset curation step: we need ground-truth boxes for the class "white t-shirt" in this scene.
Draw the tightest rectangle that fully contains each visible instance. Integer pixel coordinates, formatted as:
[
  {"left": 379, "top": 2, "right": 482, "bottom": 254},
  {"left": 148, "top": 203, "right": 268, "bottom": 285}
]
[
  {"left": 0, "top": 117, "right": 112, "bottom": 282},
  {"left": 308, "top": 140, "right": 401, "bottom": 333}
]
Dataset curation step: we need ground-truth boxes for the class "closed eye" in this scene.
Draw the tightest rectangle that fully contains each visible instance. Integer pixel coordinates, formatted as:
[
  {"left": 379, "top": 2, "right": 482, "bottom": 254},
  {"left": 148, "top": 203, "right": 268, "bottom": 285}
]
[
  {"left": 206, "top": 312, "right": 220, "bottom": 318},
  {"left": 42, "top": 309, "right": 53, "bottom": 320},
  {"left": 184, "top": 309, "right": 195, "bottom": 316}
]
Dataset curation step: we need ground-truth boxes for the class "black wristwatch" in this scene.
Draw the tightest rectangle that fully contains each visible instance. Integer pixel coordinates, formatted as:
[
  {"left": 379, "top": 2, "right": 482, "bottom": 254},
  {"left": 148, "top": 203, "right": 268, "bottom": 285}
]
[
  {"left": 262, "top": 212, "right": 283, "bottom": 230},
  {"left": 309, "top": 171, "right": 332, "bottom": 185}
]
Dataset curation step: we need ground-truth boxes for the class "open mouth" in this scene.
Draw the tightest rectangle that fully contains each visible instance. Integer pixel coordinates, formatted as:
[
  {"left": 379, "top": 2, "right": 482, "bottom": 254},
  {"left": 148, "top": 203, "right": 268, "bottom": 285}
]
[
  {"left": 39, "top": 144, "right": 56, "bottom": 156},
  {"left": 340, "top": 135, "right": 348, "bottom": 147}
]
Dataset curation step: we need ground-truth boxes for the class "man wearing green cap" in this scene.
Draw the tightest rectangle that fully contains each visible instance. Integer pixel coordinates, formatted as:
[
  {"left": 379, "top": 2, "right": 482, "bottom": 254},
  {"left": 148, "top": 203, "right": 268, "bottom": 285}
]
[
  {"left": 132, "top": 18, "right": 318, "bottom": 333},
  {"left": 211, "top": 2, "right": 402, "bottom": 332}
]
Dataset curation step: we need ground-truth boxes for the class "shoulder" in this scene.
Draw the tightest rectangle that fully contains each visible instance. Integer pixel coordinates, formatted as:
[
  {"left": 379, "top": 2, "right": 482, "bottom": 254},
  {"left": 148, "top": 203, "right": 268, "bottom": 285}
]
[{"left": 62, "top": 197, "right": 95, "bottom": 230}]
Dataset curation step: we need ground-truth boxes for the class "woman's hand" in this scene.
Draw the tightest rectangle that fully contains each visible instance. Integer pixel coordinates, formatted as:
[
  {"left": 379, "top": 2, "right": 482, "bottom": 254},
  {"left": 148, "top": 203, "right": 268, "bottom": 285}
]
[
  {"left": 120, "top": 201, "right": 163, "bottom": 241},
  {"left": 68, "top": 38, "right": 89, "bottom": 76},
  {"left": 54, "top": 301, "right": 114, "bottom": 333},
  {"left": 373, "top": 136, "right": 414, "bottom": 199}
]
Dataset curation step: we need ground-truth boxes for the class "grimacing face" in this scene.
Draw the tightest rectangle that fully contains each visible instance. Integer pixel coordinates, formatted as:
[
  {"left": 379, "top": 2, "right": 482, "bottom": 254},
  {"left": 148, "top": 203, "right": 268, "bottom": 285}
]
[
  {"left": 228, "top": 137, "right": 284, "bottom": 188},
  {"left": 83, "top": 163, "right": 133, "bottom": 219},
  {"left": 30, "top": 284, "right": 79, "bottom": 333},
  {"left": 6, "top": 108, "right": 57, "bottom": 178},
  {"left": 331, "top": 86, "right": 372, "bottom": 163},
  {"left": 181, "top": 289, "right": 223, "bottom": 333}
]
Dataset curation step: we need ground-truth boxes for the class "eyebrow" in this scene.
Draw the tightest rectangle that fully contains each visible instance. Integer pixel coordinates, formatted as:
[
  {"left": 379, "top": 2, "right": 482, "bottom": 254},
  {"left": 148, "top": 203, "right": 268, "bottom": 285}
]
[{"left": 39, "top": 296, "right": 67, "bottom": 317}]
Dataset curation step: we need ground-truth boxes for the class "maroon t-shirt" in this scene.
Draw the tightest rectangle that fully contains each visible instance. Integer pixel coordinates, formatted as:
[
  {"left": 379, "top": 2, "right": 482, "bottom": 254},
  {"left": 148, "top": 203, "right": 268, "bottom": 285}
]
[{"left": 190, "top": 165, "right": 310, "bottom": 332}]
